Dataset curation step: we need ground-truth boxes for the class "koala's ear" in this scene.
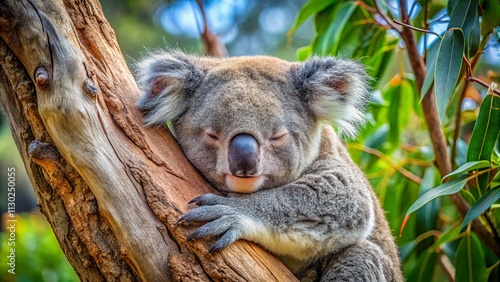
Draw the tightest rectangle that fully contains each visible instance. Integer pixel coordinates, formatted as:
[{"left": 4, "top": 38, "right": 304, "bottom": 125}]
[
  {"left": 135, "top": 50, "right": 205, "bottom": 126},
  {"left": 293, "top": 57, "right": 370, "bottom": 139}
]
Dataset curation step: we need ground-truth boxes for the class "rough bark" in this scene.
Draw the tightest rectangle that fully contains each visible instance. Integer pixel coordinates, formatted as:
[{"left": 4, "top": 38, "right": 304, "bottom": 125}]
[{"left": 0, "top": 0, "right": 297, "bottom": 281}]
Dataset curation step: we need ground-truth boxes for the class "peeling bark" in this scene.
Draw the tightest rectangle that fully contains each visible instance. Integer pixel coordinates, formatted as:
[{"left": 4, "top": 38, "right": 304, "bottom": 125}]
[{"left": 0, "top": 0, "right": 296, "bottom": 281}]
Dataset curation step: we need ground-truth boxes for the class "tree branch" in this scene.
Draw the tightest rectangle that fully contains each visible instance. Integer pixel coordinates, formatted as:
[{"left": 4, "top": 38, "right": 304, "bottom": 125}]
[
  {"left": 373, "top": 0, "right": 401, "bottom": 32},
  {"left": 195, "top": 0, "right": 228, "bottom": 57},
  {"left": 467, "top": 76, "right": 500, "bottom": 95},
  {"left": 393, "top": 19, "right": 441, "bottom": 38},
  {"left": 394, "top": 0, "right": 500, "bottom": 257}
]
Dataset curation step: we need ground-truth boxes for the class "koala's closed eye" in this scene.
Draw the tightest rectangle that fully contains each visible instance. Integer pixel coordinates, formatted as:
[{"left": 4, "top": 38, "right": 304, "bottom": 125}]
[
  {"left": 270, "top": 131, "right": 288, "bottom": 143},
  {"left": 203, "top": 129, "right": 221, "bottom": 144}
]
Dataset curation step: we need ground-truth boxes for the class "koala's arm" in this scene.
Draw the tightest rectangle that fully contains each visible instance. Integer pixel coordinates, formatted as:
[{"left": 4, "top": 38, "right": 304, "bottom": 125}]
[{"left": 178, "top": 153, "right": 375, "bottom": 265}]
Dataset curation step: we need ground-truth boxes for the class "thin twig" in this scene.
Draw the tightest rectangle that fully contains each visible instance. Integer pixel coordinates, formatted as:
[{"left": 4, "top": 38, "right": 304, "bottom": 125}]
[
  {"left": 349, "top": 144, "right": 422, "bottom": 185},
  {"left": 393, "top": 19, "right": 441, "bottom": 38},
  {"left": 373, "top": 0, "right": 401, "bottom": 32},
  {"left": 355, "top": 1, "right": 377, "bottom": 13},
  {"left": 467, "top": 76, "right": 500, "bottom": 95}
]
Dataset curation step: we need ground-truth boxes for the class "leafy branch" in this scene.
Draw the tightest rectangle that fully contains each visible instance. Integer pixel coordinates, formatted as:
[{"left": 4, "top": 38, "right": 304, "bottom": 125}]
[{"left": 370, "top": 0, "right": 500, "bottom": 258}]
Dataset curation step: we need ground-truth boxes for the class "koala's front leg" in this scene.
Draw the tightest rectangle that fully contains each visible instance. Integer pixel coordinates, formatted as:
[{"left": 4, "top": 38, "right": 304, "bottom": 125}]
[{"left": 177, "top": 160, "right": 375, "bottom": 264}]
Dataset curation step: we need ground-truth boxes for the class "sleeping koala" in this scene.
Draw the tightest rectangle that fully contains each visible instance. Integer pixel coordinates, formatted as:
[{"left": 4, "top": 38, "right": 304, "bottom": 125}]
[{"left": 136, "top": 50, "right": 404, "bottom": 281}]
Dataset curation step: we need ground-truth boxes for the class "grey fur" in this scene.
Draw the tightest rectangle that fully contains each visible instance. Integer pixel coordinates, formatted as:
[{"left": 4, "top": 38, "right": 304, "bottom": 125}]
[{"left": 136, "top": 50, "right": 403, "bottom": 281}]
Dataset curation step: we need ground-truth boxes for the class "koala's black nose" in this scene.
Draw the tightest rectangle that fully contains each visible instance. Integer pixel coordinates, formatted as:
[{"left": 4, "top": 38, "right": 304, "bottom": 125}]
[{"left": 228, "top": 134, "right": 259, "bottom": 177}]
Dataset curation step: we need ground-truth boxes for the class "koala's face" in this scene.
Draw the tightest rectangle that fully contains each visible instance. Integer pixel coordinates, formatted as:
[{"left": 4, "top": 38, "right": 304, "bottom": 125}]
[{"left": 136, "top": 51, "right": 368, "bottom": 193}]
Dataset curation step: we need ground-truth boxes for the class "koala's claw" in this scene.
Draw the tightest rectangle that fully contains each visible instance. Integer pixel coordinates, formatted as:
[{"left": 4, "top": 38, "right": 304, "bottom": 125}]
[
  {"left": 178, "top": 205, "right": 235, "bottom": 225},
  {"left": 209, "top": 228, "right": 242, "bottom": 253},
  {"left": 187, "top": 217, "right": 232, "bottom": 241},
  {"left": 180, "top": 200, "right": 246, "bottom": 252},
  {"left": 188, "top": 193, "right": 224, "bottom": 206}
]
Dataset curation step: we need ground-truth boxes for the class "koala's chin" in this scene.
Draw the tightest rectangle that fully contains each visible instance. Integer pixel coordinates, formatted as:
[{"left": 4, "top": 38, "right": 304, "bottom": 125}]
[{"left": 225, "top": 175, "right": 266, "bottom": 193}]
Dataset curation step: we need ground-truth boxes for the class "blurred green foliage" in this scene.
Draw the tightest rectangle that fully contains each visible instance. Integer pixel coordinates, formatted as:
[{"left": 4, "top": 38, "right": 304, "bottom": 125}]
[
  {"left": 0, "top": 213, "right": 78, "bottom": 282},
  {"left": 291, "top": 0, "right": 500, "bottom": 281}
]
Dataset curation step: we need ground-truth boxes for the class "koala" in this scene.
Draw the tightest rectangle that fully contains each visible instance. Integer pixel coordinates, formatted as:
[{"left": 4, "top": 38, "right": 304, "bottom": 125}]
[{"left": 136, "top": 50, "right": 404, "bottom": 282}]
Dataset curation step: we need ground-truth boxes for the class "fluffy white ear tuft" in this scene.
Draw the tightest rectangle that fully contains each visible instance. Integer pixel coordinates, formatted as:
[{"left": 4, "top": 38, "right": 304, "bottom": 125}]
[
  {"left": 135, "top": 50, "right": 204, "bottom": 126},
  {"left": 293, "top": 57, "right": 370, "bottom": 139}
]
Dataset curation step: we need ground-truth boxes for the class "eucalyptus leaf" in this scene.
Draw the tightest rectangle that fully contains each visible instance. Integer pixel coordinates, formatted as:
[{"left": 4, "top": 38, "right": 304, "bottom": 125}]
[
  {"left": 480, "top": 0, "right": 500, "bottom": 37},
  {"left": 459, "top": 187, "right": 500, "bottom": 232},
  {"left": 467, "top": 12, "right": 480, "bottom": 58},
  {"left": 430, "top": 225, "right": 461, "bottom": 252},
  {"left": 447, "top": 0, "right": 479, "bottom": 56},
  {"left": 296, "top": 46, "right": 312, "bottom": 61},
  {"left": 289, "top": 0, "right": 338, "bottom": 36},
  {"left": 314, "top": 4, "right": 336, "bottom": 34},
  {"left": 455, "top": 233, "right": 487, "bottom": 282},
  {"left": 406, "top": 175, "right": 468, "bottom": 216},
  {"left": 442, "top": 160, "right": 491, "bottom": 181},
  {"left": 447, "top": 0, "right": 459, "bottom": 15},
  {"left": 421, "top": 39, "right": 440, "bottom": 100},
  {"left": 467, "top": 95, "right": 500, "bottom": 162},
  {"left": 492, "top": 172, "right": 500, "bottom": 188},
  {"left": 434, "top": 29, "right": 465, "bottom": 122},
  {"left": 407, "top": 249, "right": 437, "bottom": 282},
  {"left": 384, "top": 79, "right": 413, "bottom": 146},
  {"left": 312, "top": 2, "right": 356, "bottom": 56},
  {"left": 417, "top": 168, "right": 440, "bottom": 234}
]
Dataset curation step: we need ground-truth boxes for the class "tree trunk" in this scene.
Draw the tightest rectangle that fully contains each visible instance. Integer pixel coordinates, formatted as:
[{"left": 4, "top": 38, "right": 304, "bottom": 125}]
[{"left": 0, "top": 0, "right": 297, "bottom": 281}]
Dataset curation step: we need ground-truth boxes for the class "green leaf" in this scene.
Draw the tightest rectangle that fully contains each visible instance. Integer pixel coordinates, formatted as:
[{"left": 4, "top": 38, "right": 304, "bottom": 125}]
[
  {"left": 434, "top": 28, "right": 465, "bottom": 122},
  {"left": 480, "top": 0, "right": 500, "bottom": 37},
  {"left": 467, "top": 12, "right": 480, "bottom": 58},
  {"left": 492, "top": 171, "right": 500, "bottom": 188},
  {"left": 467, "top": 95, "right": 500, "bottom": 162},
  {"left": 461, "top": 189, "right": 477, "bottom": 205},
  {"left": 314, "top": 4, "right": 336, "bottom": 34},
  {"left": 442, "top": 160, "right": 491, "bottom": 181},
  {"left": 421, "top": 39, "right": 440, "bottom": 100},
  {"left": 312, "top": 2, "right": 357, "bottom": 56},
  {"left": 417, "top": 168, "right": 440, "bottom": 234},
  {"left": 399, "top": 240, "right": 417, "bottom": 261},
  {"left": 455, "top": 138, "right": 468, "bottom": 166},
  {"left": 447, "top": 0, "right": 459, "bottom": 15},
  {"left": 455, "top": 233, "right": 487, "bottom": 282},
  {"left": 406, "top": 175, "right": 468, "bottom": 216},
  {"left": 366, "top": 35, "right": 398, "bottom": 83},
  {"left": 431, "top": 225, "right": 461, "bottom": 252},
  {"left": 407, "top": 249, "right": 438, "bottom": 282},
  {"left": 359, "top": 125, "right": 388, "bottom": 168},
  {"left": 447, "top": 0, "right": 479, "bottom": 56},
  {"left": 385, "top": 79, "right": 413, "bottom": 146},
  {"left": 459, "top": 187, "right": 500, "bottom": 232},
  {"left": 296, "top": 46, "right": 312, "bottom": 61},
  {"left": 289, "top": 0, "right": 338, "bottom": 36}
]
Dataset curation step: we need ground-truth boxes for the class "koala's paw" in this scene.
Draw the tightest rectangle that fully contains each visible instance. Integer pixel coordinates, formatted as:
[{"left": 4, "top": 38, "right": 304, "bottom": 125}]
[{"left": 177, "top": 193, "right": 249, "bottom": 252}]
